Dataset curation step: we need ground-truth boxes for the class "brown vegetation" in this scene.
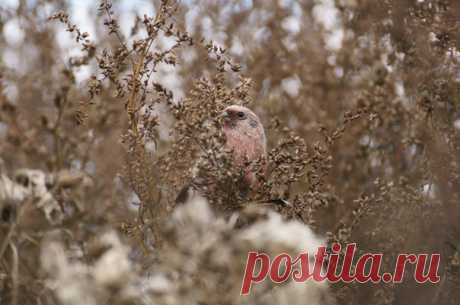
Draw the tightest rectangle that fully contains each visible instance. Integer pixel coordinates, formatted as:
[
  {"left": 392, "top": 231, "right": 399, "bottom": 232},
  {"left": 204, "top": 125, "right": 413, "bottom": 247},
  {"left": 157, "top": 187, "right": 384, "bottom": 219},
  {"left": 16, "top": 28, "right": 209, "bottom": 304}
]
[{"left": 1, "top": 0, "right": 460, "bottom": 304}]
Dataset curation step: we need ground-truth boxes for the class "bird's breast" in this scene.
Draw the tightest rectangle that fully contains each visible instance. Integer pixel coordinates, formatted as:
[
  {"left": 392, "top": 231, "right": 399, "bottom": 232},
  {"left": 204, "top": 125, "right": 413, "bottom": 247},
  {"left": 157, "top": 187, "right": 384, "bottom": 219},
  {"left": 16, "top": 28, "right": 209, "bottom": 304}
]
[{"left": 225, "top": 129, "right": 264, "bottom": 162}]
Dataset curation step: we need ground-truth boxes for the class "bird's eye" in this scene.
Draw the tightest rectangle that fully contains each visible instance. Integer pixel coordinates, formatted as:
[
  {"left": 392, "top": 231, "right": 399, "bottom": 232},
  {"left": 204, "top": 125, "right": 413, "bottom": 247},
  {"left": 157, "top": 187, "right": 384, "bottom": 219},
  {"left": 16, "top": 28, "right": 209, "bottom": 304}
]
[{"left": 237, "top": 111, "right": 246, "bottom": 119}]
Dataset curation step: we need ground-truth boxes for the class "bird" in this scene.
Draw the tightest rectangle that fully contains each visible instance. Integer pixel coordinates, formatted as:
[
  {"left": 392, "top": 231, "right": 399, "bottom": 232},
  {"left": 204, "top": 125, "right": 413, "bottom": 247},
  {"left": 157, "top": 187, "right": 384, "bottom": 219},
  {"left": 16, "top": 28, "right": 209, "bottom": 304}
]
[{"left": 175, "top": 105, "right": 267, "bottom": 205}]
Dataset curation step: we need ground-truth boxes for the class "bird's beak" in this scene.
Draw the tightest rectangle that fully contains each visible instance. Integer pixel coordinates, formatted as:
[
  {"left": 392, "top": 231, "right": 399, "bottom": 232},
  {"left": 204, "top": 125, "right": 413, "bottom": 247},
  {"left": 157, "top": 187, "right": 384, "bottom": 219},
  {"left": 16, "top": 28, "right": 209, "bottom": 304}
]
[{"left": 218, "top": 111, "right": 229, "bottom": 119}]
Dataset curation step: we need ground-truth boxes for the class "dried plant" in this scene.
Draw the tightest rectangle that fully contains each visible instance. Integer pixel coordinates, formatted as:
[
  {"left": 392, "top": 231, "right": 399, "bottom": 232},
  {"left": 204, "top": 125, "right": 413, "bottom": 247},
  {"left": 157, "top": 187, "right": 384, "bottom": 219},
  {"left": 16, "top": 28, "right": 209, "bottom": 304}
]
[{"left": 1, "top": 0, "right": 460, "bottom": 304}]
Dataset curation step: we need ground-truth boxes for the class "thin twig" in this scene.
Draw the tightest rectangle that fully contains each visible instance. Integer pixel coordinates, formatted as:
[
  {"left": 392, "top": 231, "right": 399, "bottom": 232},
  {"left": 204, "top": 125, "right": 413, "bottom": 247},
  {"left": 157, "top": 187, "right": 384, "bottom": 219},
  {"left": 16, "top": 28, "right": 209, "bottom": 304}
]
[
  {"left": 0, "top": 223, "right": 15, "bottom": 261},
  {"left": 9, "top": 242, "right": 19, "bottom": 305}
]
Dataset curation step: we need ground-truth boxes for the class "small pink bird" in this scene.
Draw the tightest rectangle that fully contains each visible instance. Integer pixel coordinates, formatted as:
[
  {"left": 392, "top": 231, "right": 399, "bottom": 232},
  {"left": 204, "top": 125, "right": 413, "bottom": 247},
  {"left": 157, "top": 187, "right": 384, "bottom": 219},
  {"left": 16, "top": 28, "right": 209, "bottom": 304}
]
[
  {"left": 221, "top": 105, "right": 267, "bottom": 189},
  {"left": 176, "top": 105, "right": 267, "bottom": 204}
]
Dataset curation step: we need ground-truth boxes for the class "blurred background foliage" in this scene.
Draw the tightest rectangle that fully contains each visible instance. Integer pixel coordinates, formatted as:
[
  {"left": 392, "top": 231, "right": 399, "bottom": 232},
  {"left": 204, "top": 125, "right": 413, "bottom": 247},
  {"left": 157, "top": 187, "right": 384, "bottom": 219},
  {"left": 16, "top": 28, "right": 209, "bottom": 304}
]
[{"left": 1, "top": 0, "right": 460, "bottom": 304}]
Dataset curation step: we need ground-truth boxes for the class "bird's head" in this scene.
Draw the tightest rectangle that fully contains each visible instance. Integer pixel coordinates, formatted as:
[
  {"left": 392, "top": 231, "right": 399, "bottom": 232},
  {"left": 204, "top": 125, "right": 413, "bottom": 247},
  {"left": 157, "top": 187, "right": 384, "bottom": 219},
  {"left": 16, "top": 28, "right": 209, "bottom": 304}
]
[
  {"left": 221, "top": 105, "right": 264, "bottom": 136},
  {"left": 220, "top": 104, "right": 266, "bottom": 160}
]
